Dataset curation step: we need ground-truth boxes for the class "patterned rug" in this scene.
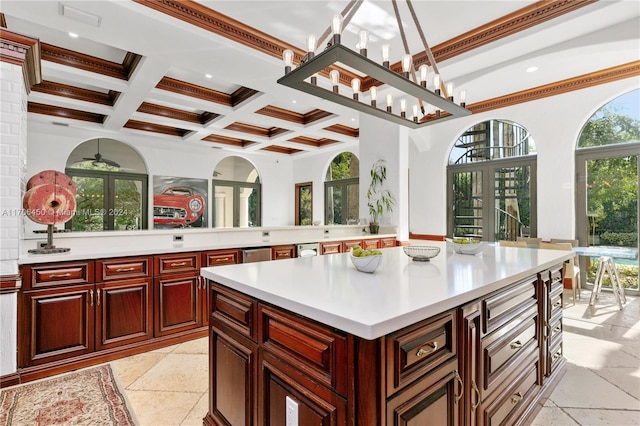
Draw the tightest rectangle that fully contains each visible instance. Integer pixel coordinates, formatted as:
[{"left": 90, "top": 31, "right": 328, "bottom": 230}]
[{"left": 0, "top": 364, "right": 137, "bottom": 426}]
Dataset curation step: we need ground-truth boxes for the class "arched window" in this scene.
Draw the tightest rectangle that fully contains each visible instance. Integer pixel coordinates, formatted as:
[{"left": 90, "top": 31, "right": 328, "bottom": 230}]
[
  {"left": 576, "top": 89, "right": 640, "bottom": 293},
  {"left": 447, "top": 119, "right": 537, "bottom": 241},
  {"left": 325, "top": 152, "right": 359, "bottom": 225},
  {"left": 212, "top": 156, "right": 261, "bottom": 228},
  {"left": 65, "top": 138, "right": 148, "bottom": 231}
]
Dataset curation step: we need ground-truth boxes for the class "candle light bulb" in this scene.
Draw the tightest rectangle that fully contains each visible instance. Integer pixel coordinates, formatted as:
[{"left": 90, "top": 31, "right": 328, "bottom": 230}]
[
  {"left": 433, "top": 73, "right": 441, "bottom": 95},
  {"left": 330, "top": 69, "right": 340, "bottom": 93},
  {"left": 358, "top": 30, "right": 368, "bottom": 56},
  {"left": 459, "top": 89, "right": 467, "bottom": 107},
  {"left": 381, "top": 44, "right": 390, "bottom": 68},
  {"left": 283, "top": 49, "right": 294, "bottom": 74},
  {"left": 351, "top": 78, "right": 361, "bottom": 100},
  {"left": 446, "top": 82, "right": 454, "bottom": 100},
  {"left": 413, "top": 104, "right": 419, "bottom": 122},
  {"left": 307, "top": 34, "right": 316, "bottom": 53},
  {"left": 401, "top": 54, "right": 412, "bottom": 77},
  {"left": 331, "top": 14, "right": 343, "bottom": 34},
  {"left": 419, "top": 64, "right": 428, "bottom": 87},
  {"left": 370, "top": 86, "right": 377, "bottom": 107},
  {"left": 386, "top": 94, "right": 393, "bottom": 112},
  {"left": 400, "top": 99, "right": 407, "bottom": 118}
]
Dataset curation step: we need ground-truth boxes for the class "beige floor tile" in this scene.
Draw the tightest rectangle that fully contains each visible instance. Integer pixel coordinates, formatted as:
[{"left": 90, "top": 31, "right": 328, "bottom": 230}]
[
  {"left": 562, "top": 317, "right": 639, "bottom": 341},
  {"left": 128, "top": 353, "right": 209, "bottom": 393},
  {"left": 530, "top": 406, "right": 579, "bottom": 425},
  {"left": 180, "top": 392, "right": 209, "bottom": 426},
  {"left": 110, "top": 352, "right": 167, "bottom": 388},
  {"left": 548, "top": 363, "right": 639, "bottom": 409},
  {"left": 125, "top": 389, "right": 202, "bottom": 426},
  {"left": 564, "top": 408, "right": 640, "bottom": 425},
  {"left": 149, "top": 343, "right": 181, "bottom": 354},
  {"left": 592, "top": 367, "right": 640, "bottom": 401},
  {"left": 173, "top": 337, "right": 208, "bottom": 354},
  {"left": 563, "top": 334, "right": 640, "bottom": 368}
]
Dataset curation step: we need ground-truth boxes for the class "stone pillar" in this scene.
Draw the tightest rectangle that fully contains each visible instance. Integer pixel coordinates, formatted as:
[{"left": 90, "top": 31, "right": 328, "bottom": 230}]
[{"left": 0, "top": 28, "right": 41, "bottom": 381}]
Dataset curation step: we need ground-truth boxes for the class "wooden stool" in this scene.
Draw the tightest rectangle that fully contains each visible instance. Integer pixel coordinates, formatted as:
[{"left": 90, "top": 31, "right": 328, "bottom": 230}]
[{"left": 589, "top": 256, "right": 627, "bottom": 310}]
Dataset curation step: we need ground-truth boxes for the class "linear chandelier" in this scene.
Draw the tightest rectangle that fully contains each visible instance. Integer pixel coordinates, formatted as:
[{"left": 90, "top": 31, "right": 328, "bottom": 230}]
[{"left": 277, "top": 0, "right": 471, "bottom": 129}]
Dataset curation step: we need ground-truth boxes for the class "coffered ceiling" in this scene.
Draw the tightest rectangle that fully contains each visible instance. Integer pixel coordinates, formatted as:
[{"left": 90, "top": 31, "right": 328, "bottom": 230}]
[{"left": 1, "top": 0, "right": 639, "bottom": 158}]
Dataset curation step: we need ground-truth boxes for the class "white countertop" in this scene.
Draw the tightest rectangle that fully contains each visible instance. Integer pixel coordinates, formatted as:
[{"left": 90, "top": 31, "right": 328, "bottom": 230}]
[{"left": 201, "top": 242, "right": 574, "bottom": 340}]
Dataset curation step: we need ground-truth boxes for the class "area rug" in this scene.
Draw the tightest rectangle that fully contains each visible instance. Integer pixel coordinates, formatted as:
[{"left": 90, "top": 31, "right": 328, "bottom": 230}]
[{"left": 0, "top": 364, "right": 137, "bottom": 426}]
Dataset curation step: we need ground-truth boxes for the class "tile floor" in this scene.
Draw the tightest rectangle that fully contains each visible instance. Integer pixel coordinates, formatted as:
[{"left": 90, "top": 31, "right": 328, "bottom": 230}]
[{"left": 110, "top": 290, "right": 640, "bottom": 426}]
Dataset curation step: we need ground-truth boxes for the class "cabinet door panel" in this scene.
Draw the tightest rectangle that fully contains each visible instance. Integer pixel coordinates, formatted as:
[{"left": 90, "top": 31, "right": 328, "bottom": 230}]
[
  {"left": 321, "top": 242, "right": 342, "bottom": 255},
  {"left": 21, "top": 285, "right": 95, "bottom": 366},
  {"left": 361, "top": 239, "right": 380, "bottom": 250},
  {"left": 155, "top": 274, "right": 201, "bottom": 336},
  {"left": 210, "top": 325, "right": 257, "bottom": 426},
  {"left": 96, "top": 278, "right": 153, "bottom": 350}
]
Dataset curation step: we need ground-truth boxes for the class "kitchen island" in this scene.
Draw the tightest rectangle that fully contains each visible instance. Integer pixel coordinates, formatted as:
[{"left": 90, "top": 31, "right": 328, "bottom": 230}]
[{"left": 200, "top": 243, "right": 573, "bottom": 425}]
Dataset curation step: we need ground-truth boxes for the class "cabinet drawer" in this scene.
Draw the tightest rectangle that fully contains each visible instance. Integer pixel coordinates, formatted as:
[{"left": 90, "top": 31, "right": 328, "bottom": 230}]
[
  {"left": 380, "top": 238, "right": 396, "bottom": 248},
  {"left": 211, "top": 283, "right": 257, "bottom": 340},
  {"left": 386, "top": 310, "right": 456, "bottom": 395},
  {"left": 23, "top": 261, "right": 94, "bottom": 290},
  {"left": 97, "top": 256, "right": 152, "bottom": 281},
  {"left": 484, "top": 360, "right": 539, "bottom": 426},
  {"left": 320, "top": 242, "right": 342, "bottom": 255},
  {"left": 549, "top": 339, "right": 563, "bottom": 374},
  {"left": 154, "top": 252, "right": 200, "bottom": 275},
  {"left": 482, "top": 278, "right": 536, "bottom": 335},
  {"left": 203, "top": 250, "right": 240, "bottom": 267},
  {"left": 361, "top": 239, "right": 380, "bottom": 250},
  {"left": 548, "top": 314, "right": 563, "bottom": 347},
  {"left": 271, "top": 245, "right": 295, "bottom": 260},
  {"left": 549, "top": 280, "right": 564, "bottom": 318},
  {"left": 342, "top": 240, "right": 362, "bottom": 252},
  {"left": 483, "top": 314, "right": 537, "bottom": 395},
  {"left": 259, "top": 304, "right": 347, "bottom": 396}
]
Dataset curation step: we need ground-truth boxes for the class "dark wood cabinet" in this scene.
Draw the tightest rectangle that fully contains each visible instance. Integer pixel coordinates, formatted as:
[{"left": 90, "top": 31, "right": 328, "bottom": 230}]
[
  {"left": 321, "top": 241, "right": 342, "bottom": 255},
  {"left": 361, "top": 239, "right": 381, "bottom": 250},
  {"left": 19, "top": 283, "right": 95, "bottom": 367},
  {"left": 380, "top": 237, "right": 397, "bottom": 248},
  {"left": 96, "top": 277, "right": 153, "bottom": 350},
  {"left": 202, "top": 249, "right": 242, "bottom": 327},
  {"left": 342, "top": 239, "right": 362, "bottom": 252},
  {"left": 271, "top": 245, "right": 296, "bottom": 260}
]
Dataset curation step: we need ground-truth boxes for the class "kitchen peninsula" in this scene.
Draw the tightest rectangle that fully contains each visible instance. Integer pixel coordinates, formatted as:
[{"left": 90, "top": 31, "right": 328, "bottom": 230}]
[{"left": 201, "top": 243, "right": 573, "bottom": 425}]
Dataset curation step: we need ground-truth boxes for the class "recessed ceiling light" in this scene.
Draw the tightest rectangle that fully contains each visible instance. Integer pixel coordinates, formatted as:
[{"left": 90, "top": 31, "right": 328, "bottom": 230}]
[
  {"left": 351, "top": 118, "right": 356, "bottom": 122},
  {"left": 526, "top": 66, "right": 538, "bottom": 73},
  {"left": 205, "top": 74, "right": 212, "bottom": 79},
  {"left": 292, "top": 100, "right": 297, "bottom": 104},
  {"left": 68, "top": 32, "right": 79, "bottom": 38}
]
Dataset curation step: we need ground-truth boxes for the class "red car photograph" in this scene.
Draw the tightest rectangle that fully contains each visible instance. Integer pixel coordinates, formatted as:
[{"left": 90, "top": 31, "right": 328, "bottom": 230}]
[{"left": 153, "top": 186, "right": 205, "bottom": 228}]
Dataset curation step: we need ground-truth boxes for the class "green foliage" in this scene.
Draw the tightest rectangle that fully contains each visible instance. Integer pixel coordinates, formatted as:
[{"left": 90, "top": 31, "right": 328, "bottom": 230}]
[
  {"left": 578, "top": 107, "right": 640, "bottom": 148},
  {"left": 367, "top": 160, "right": 395, "bottom": 223},
  {"left": 599, "top": 232, "right": 638, "bottom": 247},
  {"left": 587, "top": 262, "right": 638, "bottom": 289},
  {"left": 329, "top": 152, "right": 358, "bottom": 180}
]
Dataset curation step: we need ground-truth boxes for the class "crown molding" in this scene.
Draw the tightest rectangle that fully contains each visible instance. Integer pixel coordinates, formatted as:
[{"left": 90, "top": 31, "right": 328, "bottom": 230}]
[
  {"left": 288, "top": 136, "right": 339, "bottom": 148},
  {"left": 32, "top": 80, "right": 118, "bottom": 106},
  {"left": 156, "top": 76, "right": 259, "bottom": 107},
  {"left": 324, "top": 124, "right": 360, "bottom": 138},
  {"left": 124, "top": 119, "right": 190, "bottom": 137},
  {"left": 225, "top": 122, "right": 289, "bottom": 138},
  {"left": 261, "top": 145, "right": 303, "bottom": 155},
  {"left": 137, "top": 102, "right": 219, "bottom": 125},
  {"left": 0, "top": 28, "right": 42, "bottom": 92},
  {"left": 256, "top": 105, "right": 333, "bottom": 125},
  {"left": 28, "top": 102, "right": 105, "bottom": 123},
  {"left": 202, "top": 134, "right": 254, "bottom": 148}
]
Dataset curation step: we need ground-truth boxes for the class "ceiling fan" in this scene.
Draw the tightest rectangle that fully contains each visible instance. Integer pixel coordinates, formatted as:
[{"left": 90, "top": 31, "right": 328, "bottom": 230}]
[{"left": 83, "top": 139, "right": 120, "bottom": 167}]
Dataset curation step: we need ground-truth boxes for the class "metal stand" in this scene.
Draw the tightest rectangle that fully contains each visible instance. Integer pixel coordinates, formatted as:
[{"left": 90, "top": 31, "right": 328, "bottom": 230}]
[
  {"left": 28, "top": 224, "right": 70, "bottom": 254},
  {"left": 589, "top": 256, "right": 627, "bottom": 310}
]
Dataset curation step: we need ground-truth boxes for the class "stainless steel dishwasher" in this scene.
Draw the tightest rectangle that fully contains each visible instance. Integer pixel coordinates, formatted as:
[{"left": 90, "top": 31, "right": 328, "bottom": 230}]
[{"left": 242, "top": 247, "right": 272, "bottom": 263}]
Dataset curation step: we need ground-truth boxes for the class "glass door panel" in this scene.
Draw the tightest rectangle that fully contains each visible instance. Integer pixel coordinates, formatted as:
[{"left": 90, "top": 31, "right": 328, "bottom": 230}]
[
  {"left": 452, "top": 171, "right": 483, "bottom": 238},
  {"left": 346, "top": 183, "right": 359, "bottom": 224},
  {"left": 296, "top": 183, "right": 312, "bottom": 225},
  {"left": 214, "top": 185, "right": 234, "bottom": 228},
  {"left": 114, "top": 178, "right": 143, "bottom": 230},
  {"left": 494, "top": 166, "right": 531, "bottom": 241},
  {"left": 585, "top": 155, "right": 638, "bottom": 290},
  {"left": 326, "top": 186, "right": 343, "bottom": 225},
  {"left": 72, "top": 176, "right": 105, "bottom": 231}
]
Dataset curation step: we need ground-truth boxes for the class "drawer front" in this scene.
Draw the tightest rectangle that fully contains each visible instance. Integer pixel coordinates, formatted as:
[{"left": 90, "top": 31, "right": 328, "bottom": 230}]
[
  {"left": 380, "top": 238, "right": 396, "bottom": 248},
  {"left": 484, "top": 360, "right": 539, "bottom": 426},
  {"left": 361, "top": 239, "right": 380, "bottom": 250},
  {"left": 97, "top": 256, "right": 152, "bottom": 281},
  {"left": 342, "top": 240, "right": 362, "bottom": 252},
  {"left": 482, "top": 278, "right": 536, "bottom": 335},
  {"left": 154, "top": 252, "right": 200, "bottom": 275},
  {"left": 321, "top": 242, "right": 342, "bottom": 255},
  {"left": 386, "top": 310, "right": 456, "bottom": 394},
  {"left": 549, "top": 280, "right": 564, "bottom": 318},
  {"left": 204, "top": 250, "right": 240, "bottom": 267},
  {"left": 259, "top": 304, "right": 347, "bottom": 396},
  {"left": 211, "top": 283, "right": 257, "bottom": 340},
  {"left": 23, "top": 261, "right": 94, "bottom": 290},
  {"left": 271, "top": 245, "right": 295, "bottom": 260},
  {"left": 548, "top": 339, "right": 564, "bottom": 375}
]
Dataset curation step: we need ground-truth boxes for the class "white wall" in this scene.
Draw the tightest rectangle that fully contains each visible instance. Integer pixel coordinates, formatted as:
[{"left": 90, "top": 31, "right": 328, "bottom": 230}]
[{"left": 408, "top": 78, "right": 639, "bottom": 240}]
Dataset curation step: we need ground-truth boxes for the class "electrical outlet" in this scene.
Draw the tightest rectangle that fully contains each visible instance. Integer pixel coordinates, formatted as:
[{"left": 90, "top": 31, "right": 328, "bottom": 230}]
[
  {"left": 262, "top": 231, "right": 270, "bottom": 238},
  {"left": 285, "top": 396, "right": 298, "bottom": 426},
  {"left": 37, "top": 240, "right": 48, "bottom": 249},
  {"left": 173, "top": 235, "right": 183, "bottom": 242}
]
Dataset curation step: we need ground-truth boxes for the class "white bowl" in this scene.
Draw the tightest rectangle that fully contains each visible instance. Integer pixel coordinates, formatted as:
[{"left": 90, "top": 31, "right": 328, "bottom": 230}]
[
  {"left": 447, "top": 238, "right": 487, "bottom": 255},
  {"left": 349, "top": 252, "right": 383, "bottom": 273}
]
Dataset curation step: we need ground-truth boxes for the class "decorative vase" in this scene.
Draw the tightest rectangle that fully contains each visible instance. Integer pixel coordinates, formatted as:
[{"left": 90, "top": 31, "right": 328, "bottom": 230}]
[{"left": 369, "top": 222, "right": 380, "bottom": 234}]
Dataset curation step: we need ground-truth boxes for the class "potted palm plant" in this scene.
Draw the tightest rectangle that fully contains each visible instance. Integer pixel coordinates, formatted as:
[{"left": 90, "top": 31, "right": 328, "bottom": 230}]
[{"left": 367, "top": 159, "right": 395, "bottom": 234}]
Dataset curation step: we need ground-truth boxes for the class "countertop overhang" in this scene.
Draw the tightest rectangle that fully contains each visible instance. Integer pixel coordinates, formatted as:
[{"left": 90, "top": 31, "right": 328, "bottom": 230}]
[{"left": 201, "top": 242, "right": 574, "bottom": 340}]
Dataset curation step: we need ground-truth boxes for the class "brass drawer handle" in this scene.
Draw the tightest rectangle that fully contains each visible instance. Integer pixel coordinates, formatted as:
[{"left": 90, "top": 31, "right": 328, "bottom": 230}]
[
  {"left": 416, "top": 342, "right": 438, "bottom": 357},
  {"left": 553, "top": 351, "right": 562, "bottom": 360},
  {"left": 553, "top": 300, "right": 562, "bottom": 307},
  {"left": 170, "top": 261, "right": 187, "bottom": 267},
  {"left": 553, "top": 325, "right": 561, "bottom": 335},
  {"left": 454, "top": 370, "right": 464, "bottom": 403},
  {"left": 89, "top": 289, "right": 94, "bottom": 307},
  {"left": 510, "top": 392, "right": 523, "bottom": 404},
  {"left": 49, "top": 272, "right": 72, "bottom": 278},
  {"left": 96, "top": 289, "right": 101, "bottom": 306},
  {"left": 215, "top": 258, "right": 228, "bottom": 262},
  {"left": 471, "top": 380, "right": 480, "bottom": 411},
  {"left": 115, "top": 267, "right": 136, "bottom": 272},
  {"left": 510, "top": 340, "right": 523, "bottom": 350}
]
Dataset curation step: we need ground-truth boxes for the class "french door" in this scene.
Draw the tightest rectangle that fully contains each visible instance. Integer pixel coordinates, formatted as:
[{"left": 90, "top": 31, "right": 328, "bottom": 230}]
[{"left": 576, "top": 143, "right": 640, "bottom": 294}]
